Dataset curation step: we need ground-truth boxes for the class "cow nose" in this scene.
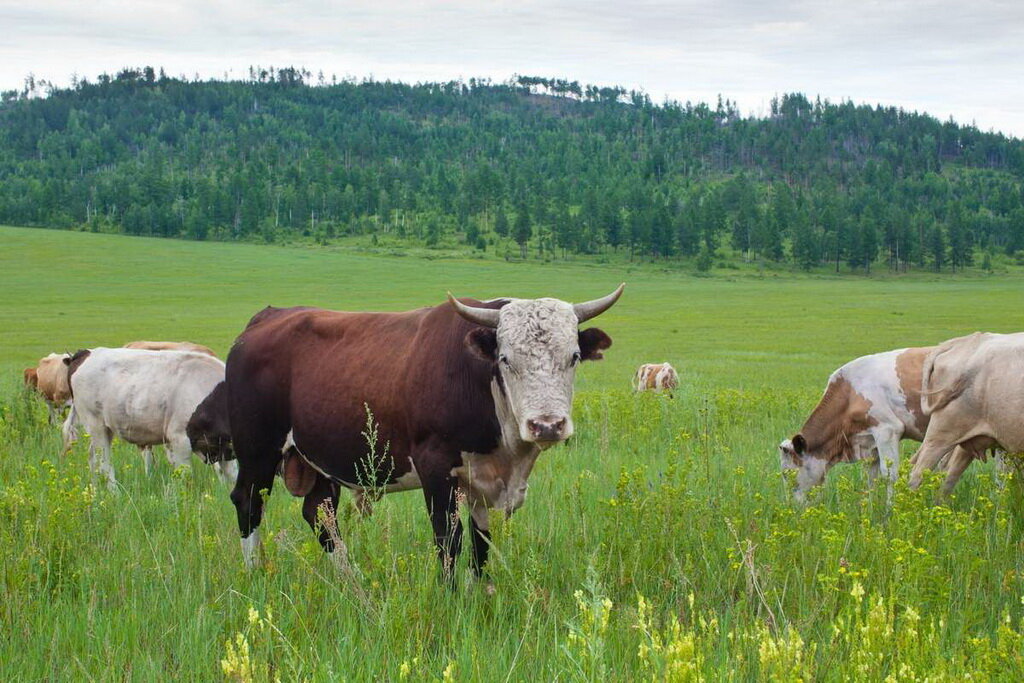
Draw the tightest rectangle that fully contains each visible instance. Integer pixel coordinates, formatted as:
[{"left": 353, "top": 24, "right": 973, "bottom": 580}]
[{"left": 527, "top": 417, "right": 567, "bottom": 442}]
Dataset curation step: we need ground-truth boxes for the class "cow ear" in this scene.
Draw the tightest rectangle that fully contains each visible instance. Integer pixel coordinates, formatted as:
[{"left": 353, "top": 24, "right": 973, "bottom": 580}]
[
  {"left": 793, "top": 434, "right": 807, "bottom": 454},
  {"left": 465, "top": 327, "right": 498, "bottom": 362},
  {"left": 579, "top": 328, "right": 612, "bottom": 361}
]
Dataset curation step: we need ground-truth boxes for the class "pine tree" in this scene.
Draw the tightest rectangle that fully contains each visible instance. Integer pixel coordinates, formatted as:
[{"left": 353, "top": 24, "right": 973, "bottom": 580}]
[
  {"left": 513, "top": 202, "right": 531, "bottom": 258},
  {"left": 494, "top": 209, "right": 509, "bottom": 238},
  {"left": 790, "top": 212, "right": 817, "bottom": 270},
  {"left": 928, "top": 225, "right": 947, "bottom": 271}
]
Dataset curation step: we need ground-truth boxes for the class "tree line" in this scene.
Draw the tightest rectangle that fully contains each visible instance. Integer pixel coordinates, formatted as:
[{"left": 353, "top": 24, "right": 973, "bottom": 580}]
[{"left": 1, "top": 67, "right": 1022, "bottom": 272}]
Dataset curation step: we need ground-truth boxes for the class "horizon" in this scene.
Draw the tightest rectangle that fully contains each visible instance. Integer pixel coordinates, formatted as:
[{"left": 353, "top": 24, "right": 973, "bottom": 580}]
[
  {"left": 2, "top": 1, "right": 1021, "bottom": 138},
  {"left": 8, "top": 65, "right": 1020, "bottom": 142}
]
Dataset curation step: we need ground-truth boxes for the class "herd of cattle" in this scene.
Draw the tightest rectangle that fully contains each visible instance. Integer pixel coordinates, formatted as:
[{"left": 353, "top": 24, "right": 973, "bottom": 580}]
[{"left": 18, "top": 284, "right": 1024, "bottom": 580}]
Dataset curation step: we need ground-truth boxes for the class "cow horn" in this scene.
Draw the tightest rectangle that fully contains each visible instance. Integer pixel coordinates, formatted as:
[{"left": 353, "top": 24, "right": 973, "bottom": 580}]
[
  {"left": 447, "top": 293, "right": 501, "bottom": 328},
  {"left": 573, "top": 283, "right": 625, "bottom": 323}
]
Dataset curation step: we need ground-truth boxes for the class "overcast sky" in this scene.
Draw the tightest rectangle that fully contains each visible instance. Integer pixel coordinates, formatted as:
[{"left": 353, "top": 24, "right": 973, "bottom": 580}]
[{"left": 2, "top": 1, "right": 1022, "bottom": 137}]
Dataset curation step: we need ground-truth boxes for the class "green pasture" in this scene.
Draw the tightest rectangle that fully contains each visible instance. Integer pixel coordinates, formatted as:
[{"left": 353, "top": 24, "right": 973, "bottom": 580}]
[{"left": 1, "top": 225, "right": 1023, "bottom": 680}]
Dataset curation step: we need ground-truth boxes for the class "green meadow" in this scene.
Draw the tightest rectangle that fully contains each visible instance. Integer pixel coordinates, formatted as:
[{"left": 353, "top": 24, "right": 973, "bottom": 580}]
[{"left": 1, "top": 225, "right": 1023, "bottom": 680}]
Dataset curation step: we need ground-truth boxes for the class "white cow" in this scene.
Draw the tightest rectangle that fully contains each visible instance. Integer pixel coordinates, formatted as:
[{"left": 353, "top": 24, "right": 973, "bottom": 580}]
[
  {"left": 909, "top": 332, "right": 1024, "bottom": 490},
  {"left": 62, "top": 347, "right": 237, "bottom": 488},
  {"left": 633, "top": 362, "right": 679, "bottom": 394}
]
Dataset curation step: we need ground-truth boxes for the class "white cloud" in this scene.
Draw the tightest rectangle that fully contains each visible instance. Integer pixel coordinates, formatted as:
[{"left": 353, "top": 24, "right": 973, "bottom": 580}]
[{"left": 0, "top": 0, "right": 1021, "bottom": 136}]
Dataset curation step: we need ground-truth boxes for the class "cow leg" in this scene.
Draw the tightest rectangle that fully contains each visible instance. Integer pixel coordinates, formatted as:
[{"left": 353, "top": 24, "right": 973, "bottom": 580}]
[
  {"left": 874, "top": 432, "right": 901, "bottom": 505},
  {"left": 301, "top": 475, "right": 344, "bottom": 553},
  {"left": 468, "top": 502, "right": 491, "bottom": 577},
  {"left": 352, "top": 489, "right": 378, "bottom": 517},
  {"left": 166, "top": 435, "right": 193, "bottom": 472},
  {"left": 421, "top": 469, "right": 463, "bottom": 583},
  {"left": 230, "top": 454, "right": 279, "bottom": 569},
  {"left": 139, "top": 446, "right": 154, "bottom": 475},
  {"left": 940, "top": 446, "right": 974, "bottom": 496},
  {"left": 868, "top": 450, "right": 884, "bottom": 489},
  {"left": 909, "top": 439, "right": 959, "bottom": 490},
  {"left": 214, "top": 460, "right": 239, "bottom": 486},
  {"left": 88, "top": 426, "right": 117, "bottom": 490}
]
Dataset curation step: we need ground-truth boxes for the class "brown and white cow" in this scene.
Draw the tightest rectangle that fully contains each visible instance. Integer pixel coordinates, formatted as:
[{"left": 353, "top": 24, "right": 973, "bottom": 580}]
[
  {"left": 124, "top": 340, "right": 218, "bottom": 357},
  {"left": 780, "top": 346, "right": 944, "bottom": 502},
  {"left": 225, "top": 286, "right": 623, "bottom": 578},
  {"left": 29, "top": 353, "right": 72, "bottom": 423},
  {"left": 909, "top": 332, "right": 1024, "bottom": 491},
  {"left": 633, "top": 363, "right": 679, "bottom": 394}
]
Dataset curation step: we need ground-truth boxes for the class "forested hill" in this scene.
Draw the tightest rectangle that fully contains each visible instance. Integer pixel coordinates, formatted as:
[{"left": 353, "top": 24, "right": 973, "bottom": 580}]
[{"left": 2, "top": 68, "right": 1023, "bottom": 272}]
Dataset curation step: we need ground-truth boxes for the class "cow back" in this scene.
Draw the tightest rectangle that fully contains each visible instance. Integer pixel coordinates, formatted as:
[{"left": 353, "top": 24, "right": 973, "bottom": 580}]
[{"left": 226, "top": 302, "right": 504, "bottom": 483}]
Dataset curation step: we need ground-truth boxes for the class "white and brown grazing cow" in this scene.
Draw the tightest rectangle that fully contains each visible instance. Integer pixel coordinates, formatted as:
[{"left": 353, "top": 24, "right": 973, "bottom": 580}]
[
  {"left": 633, "top": 363, "right": 679, "bottom": 394},
  {"left": 28, "top": 352, "right": 72, "bottom": 423},
  {"left": 124, "top": 340, "right": 217, "bottom": 357},
  {"left": 780, "top": 347, "right": 940, "bottom": 502},
  {"left": 909, "top": 332, "right": 1024, "bottom": 491},
  {"left": 62, "top": 347, "right": 237, "bottom": 489}
]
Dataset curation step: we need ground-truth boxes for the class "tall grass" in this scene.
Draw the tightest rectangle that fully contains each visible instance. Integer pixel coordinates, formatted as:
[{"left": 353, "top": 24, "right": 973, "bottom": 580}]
[{"left": 1, "top": 226, "right": 1023, "bottom": 679}]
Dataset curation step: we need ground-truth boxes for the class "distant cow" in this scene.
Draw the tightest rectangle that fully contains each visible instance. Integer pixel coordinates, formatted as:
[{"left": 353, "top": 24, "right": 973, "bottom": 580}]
[
  {"left": 226, "top": 286, "right": 622, "bottom": 577},
  {"left": 778, "top": 346, "right": 978, "bottom": 502},
  {"left": 29, "top": 353, "right": 72, "bottom": 423},
  {"left": 909, "top": 332, "right": 1024, "bottom": 491},
  {"left": 62, "top": 348, "right": 236, "bottom": 488},
  {"left": 23, "top": 367, "right": 38, "bottom": 389},
  {"left": 634, "top": 363, "right": 679, "bottom": 394},
  {"left": 124, "top": 340, "right": 218, "bottom": 357}
]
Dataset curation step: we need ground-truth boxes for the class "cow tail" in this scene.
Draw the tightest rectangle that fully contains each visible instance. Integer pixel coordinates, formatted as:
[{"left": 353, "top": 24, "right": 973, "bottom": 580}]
[
  {"left": 920, "top": 344, "right": 966, "bottom": 416},
  {"left": 61, "top": 402, "right": 78, "bottom": 456}
]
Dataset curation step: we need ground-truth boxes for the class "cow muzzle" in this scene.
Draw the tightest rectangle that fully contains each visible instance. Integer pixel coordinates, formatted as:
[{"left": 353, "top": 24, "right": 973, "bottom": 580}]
[{"left": 524, "top": 415, "right": 572, "bottom": 445}]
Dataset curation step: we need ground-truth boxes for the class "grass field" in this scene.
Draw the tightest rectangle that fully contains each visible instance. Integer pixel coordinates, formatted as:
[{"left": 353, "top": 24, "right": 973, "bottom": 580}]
[{"left": 2, "top": 225, "right": 1024, "bottom": 680}]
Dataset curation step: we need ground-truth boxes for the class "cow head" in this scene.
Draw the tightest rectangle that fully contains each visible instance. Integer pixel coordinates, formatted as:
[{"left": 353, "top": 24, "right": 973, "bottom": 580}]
[
  {"left": 450, "top": 284, "right": 622, "bottom": 448},
  {"left": 186, "top": 383, "right": 234, "bottom": 464},
  {"left": 779, "top": 433, "right": 827, "bottom": 502}
]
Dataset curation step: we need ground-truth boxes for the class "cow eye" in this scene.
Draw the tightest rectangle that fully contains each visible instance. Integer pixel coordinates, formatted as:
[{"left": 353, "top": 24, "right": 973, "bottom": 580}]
[
  {"left": 499, "top": 354, "right": 510, "bottom": 366},
  {"left": 571, "top": 351, "right": 582, "bottom": 366}
]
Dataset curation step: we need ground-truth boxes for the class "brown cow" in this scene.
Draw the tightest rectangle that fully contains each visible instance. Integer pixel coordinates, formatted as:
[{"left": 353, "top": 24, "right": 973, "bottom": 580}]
[
  {"left": 225, "top": 287, "right": 623, "bottom": 579},
  {"left": 29, "top": 353, "right": 72, "bottom": 424},
  {"left": 23, "top": 367, "right": 38, "bottom": 389},
  {"left": 124, "top": 341, "right": 217, "bottom": 357}
]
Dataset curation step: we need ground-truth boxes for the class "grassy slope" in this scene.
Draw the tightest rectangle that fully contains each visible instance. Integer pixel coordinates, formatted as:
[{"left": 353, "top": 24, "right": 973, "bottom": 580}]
[{"left": 1, "top": 225, "right": 1023, "bottom": 680}]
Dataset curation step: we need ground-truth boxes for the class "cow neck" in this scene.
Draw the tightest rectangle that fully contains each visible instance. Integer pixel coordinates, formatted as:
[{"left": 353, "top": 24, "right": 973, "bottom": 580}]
[{"left": 800, "top": 378, "right": 855, "bottom": 463}]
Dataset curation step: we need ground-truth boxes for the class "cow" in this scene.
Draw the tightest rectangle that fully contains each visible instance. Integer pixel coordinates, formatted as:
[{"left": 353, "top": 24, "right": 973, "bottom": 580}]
[
  {"left": 124, "top": 340, "right": 218, "bottom": 357},
  {"left": 62, "top": 347, "right": 237, "bottom": 489},
  {"left": 23, "top": 367, "right": 38, "bottom": 389},
  {"left": 29, "top": 352, "right": 72, "bottom": 423},
  {"left": 225, "top": 286, "right": 623, "bottom": 579},
  {"left": 778, "top": 346, "right": 980, "bottom": 503},
  {"left": 633, "top": 363, "right": 679, "bottom": 394},
  {"left": 908, "top": 332, "right": 1024, "bottom": 492}
]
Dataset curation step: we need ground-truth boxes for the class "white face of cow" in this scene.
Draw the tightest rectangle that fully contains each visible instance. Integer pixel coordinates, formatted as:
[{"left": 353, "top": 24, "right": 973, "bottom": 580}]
[
  {"left": 778, "top": 434, "right": 827, "bottom": 502},
  {"left": 495, "top": 299, "right": 581, "bottom": 446},
  {"left": 450, "top": 285, "right": 622, "bottom": 449}
]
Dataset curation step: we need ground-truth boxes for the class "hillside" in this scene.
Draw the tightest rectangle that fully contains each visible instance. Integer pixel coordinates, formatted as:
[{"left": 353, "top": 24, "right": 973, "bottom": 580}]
[{"left": 1, "top": 68, "right": 1023, "bottom": 272}]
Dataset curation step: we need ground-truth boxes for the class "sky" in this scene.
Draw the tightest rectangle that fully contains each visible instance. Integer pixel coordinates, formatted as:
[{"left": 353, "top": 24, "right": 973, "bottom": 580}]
[{"left": 2, "top": 0, "right": 1022, "bottom": 138}]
